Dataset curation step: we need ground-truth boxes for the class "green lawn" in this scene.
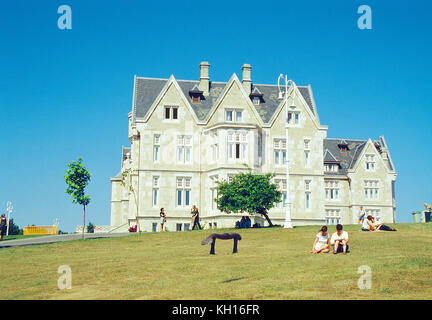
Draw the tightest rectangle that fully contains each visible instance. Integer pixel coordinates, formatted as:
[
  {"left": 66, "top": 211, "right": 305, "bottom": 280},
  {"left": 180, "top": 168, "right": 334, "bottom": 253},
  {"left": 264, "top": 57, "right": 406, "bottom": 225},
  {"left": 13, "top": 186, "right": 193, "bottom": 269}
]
[
  {"left": 0, "top": 223, "right": 431, "bottom": 300},
  {"left": 2, "top": 234, "right": 50, "bottom": 241}
]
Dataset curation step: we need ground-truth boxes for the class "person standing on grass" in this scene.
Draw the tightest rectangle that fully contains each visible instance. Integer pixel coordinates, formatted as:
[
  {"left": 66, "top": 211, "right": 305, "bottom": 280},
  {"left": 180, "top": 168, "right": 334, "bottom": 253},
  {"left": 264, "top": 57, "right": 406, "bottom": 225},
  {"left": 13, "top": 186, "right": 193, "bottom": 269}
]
[
  {"left": 191, "top": 205, "right": 202, "bottom": 230},
  {"left": 310, "top": 226, "right": 330, "bottom": 254},
  {"left": 366, "top": 215, "right": 397, "bottom": 231},
  {"left": 330, "top": 224, "right": 349, "bottom": 254},
  {"left": 0, "top": 213, "right": 7, "bottom": 241},
  {"left": 358, "top": 206, "right": 366, "bottom": 224},
  {"left": 160, "top": 208, "right": 167, "bottom": 232}
]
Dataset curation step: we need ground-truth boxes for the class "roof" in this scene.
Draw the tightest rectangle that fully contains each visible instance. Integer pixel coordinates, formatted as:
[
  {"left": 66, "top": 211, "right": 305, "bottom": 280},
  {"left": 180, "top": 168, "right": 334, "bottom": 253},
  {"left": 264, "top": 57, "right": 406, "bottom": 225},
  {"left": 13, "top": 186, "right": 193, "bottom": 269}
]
[
  {"left": 323, "top": 139, "right": 368, "bottom": 176},
  {"left": 133, "top": 77, "right": 316, "bottom": 123}
]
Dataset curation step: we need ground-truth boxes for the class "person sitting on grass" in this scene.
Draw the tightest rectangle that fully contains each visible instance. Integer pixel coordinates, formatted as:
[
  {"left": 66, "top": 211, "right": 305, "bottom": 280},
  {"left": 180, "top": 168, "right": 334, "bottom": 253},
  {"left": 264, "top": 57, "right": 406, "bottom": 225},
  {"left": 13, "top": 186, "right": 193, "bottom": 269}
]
[
  {"left": 361, "top": 213, "right": 370, "bottom": 231},
  {"left": 330, "top": 224, "right": 349, "bottom": 254},
  {"left": 366, "top": 215, "right": 397, "bottom": 231},
  {"left": 310, "top": 226, "right": 330, "bottom": 254}
]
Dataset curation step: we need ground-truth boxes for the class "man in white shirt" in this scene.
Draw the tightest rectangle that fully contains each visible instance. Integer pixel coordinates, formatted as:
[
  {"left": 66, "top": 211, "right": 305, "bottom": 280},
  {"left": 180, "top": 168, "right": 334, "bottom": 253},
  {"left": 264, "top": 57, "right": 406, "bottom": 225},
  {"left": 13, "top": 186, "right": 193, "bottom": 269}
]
[{"left": 330, "top": 224, "right": 349, "bottom": 254}]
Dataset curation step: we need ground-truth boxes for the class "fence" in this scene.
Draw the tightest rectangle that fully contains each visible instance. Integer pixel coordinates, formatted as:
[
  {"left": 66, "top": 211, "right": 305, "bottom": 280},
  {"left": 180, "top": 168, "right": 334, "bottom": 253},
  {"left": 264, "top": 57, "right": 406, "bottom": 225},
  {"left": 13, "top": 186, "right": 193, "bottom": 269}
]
[{"left": 23, "top": 226, "right": 58, "bottom": 235}]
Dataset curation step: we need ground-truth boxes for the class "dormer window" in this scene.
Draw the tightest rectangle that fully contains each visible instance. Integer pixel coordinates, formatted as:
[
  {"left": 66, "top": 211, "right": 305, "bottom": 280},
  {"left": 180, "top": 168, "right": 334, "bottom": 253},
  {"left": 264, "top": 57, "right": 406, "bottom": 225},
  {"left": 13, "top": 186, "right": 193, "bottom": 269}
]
[
  {"left": 189, "top": 84, "right": 203, "bottom": 104},
  {"left": 250, "top": 87, "right": 263, "bottom": 106},
  {"left": 192, "top": 95, "right": 200, "bottom": 104},
  {"left": 324, "top": 163, "right": 339, "bottom": 173},
  {"left": 337, "top": 140, "right": 349, "bottom": 152}
]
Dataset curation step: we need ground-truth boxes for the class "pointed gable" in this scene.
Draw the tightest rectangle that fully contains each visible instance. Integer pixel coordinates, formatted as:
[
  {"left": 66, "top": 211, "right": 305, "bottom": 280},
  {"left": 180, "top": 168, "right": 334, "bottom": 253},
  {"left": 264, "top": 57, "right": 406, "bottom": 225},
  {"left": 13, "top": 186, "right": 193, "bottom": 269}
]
[
  {"left": 324, "top": 149, "right": 339, "bottom": 163},
  {"left": 132, "top": 74, "right": 318, "bottom": 124}
]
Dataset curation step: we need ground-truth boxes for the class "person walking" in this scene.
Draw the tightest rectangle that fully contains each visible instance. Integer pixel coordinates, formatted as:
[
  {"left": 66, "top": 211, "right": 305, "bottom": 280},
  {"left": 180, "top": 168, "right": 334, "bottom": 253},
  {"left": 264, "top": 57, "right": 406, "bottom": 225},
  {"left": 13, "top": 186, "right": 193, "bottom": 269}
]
[
  {"left": 0, "top": 213, "right": 7, "bottom": 241},
  {"left": 191, "top": 205, "right": 202, "bottom": 230},
  {"left": 358, "top": 206, "right": 366, "bottom": 224},
  {"left": 160, "top": 208, "right": 166, "bottom": 232}
]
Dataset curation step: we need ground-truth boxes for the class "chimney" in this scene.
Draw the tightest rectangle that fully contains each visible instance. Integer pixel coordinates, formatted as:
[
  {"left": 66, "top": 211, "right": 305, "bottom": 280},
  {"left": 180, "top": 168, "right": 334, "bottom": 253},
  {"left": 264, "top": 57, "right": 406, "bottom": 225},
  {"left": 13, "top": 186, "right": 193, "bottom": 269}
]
[
  {"left": 241, "top": 64, "right": 252, "bottom": 95},
  {"left": 199, "top": 61, "right": 210, "bottom": 96}
]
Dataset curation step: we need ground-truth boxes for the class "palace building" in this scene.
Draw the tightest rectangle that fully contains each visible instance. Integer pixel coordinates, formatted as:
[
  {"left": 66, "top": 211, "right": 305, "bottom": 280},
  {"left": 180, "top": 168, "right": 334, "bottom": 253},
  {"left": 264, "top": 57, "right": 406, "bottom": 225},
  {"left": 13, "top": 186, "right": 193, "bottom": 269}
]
[{"left": 110, "top": 62, "right": 397, "bottom": 232}]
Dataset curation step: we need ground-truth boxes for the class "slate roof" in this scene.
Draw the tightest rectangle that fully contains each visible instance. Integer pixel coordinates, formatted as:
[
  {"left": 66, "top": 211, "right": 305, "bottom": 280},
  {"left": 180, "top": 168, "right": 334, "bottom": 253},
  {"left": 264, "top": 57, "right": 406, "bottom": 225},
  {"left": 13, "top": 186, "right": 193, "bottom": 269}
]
[
  {"left": 323, "top": 139, "right": 368, "bottom": 176},
  {"left": 133, "top": 77, "right": 316, "bottom": 124}
]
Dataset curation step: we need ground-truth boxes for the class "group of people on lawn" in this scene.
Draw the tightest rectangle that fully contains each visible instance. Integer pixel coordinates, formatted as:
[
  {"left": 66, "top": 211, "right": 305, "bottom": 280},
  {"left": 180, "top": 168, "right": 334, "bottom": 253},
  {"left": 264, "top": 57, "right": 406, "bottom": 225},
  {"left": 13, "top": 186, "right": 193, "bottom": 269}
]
[
  {"left": 159, "top": 205, "right": 202, "bottom": 232},
  {"left": 311, "top": 206, "right": 397, "bottom": 254}
]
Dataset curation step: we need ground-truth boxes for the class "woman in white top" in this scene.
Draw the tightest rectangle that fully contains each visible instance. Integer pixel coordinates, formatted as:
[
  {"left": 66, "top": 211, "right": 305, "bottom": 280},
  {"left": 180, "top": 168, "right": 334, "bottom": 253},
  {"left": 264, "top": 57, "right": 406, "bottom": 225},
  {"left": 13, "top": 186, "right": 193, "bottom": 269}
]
[{"left": 310, "top": 226, "right": 330, "bottom": 254}]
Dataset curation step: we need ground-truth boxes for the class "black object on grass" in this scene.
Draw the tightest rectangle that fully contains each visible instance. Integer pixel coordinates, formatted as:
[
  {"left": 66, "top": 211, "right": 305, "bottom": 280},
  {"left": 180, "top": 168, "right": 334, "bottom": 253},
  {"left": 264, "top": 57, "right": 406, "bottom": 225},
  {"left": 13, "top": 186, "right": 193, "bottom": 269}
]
[{"left": 201, "top": 233, "right": 242, "bottom": 254}]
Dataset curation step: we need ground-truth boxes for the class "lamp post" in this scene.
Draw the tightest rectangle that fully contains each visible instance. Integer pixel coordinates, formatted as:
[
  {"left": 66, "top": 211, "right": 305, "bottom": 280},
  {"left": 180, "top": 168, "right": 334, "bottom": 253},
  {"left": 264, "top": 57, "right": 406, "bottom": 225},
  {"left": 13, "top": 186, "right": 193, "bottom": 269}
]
[
  {"left": 6, "top": 201, "right": 13, "bottom": 236},
  {"left": 278, "top": 74, "right": 297, "bottom": 229}
]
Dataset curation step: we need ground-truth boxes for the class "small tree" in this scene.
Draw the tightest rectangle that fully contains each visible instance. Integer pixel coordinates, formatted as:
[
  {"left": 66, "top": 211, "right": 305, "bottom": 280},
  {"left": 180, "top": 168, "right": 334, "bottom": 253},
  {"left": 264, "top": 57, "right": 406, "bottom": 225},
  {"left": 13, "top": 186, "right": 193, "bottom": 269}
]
[
  {"left": 216, "top": 172, "right": 281, "bottom": 227},
  {"left": 65, "top": 158, "right": 91, "bottom": 239},
  {"left": 8, "top": 218, "right": 22, "bottom": 235},
  {"left": 121, "top": 168, "right": 140, "bottom": 232},
  {"left": 87, "top": 222, "right": 95, "bottom": 233}
]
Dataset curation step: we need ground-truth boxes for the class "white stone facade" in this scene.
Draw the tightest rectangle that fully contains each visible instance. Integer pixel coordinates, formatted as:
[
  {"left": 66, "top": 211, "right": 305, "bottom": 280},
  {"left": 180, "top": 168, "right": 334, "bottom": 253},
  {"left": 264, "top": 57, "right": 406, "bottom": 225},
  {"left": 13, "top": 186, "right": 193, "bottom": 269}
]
[{"left": 110, "top": 62, "right": 397, "bottom": 232}]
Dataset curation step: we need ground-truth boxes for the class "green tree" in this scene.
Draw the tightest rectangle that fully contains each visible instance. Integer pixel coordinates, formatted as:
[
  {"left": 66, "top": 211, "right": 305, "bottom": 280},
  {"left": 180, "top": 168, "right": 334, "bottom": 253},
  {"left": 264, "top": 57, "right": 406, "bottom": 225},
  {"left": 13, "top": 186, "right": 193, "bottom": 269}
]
[
  {"left": 216, "top": 172, "right": 282, "bottom": 227},
  {"left": 65, "top": 158, "right": 91, "bottom": 239},
  {"left": 8, "top": 218, "right": 22, "bottom": 235},
  {"left": 87, "top": 222, "right": 95, "bottom": 233}
]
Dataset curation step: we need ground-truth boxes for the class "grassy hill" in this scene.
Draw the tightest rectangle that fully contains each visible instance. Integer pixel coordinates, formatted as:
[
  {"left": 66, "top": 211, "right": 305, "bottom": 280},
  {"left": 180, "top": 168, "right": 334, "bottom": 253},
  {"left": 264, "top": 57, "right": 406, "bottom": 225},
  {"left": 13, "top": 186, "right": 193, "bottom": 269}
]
[{"left": 0, "top": 223, "right": 431, "bottom": 300}]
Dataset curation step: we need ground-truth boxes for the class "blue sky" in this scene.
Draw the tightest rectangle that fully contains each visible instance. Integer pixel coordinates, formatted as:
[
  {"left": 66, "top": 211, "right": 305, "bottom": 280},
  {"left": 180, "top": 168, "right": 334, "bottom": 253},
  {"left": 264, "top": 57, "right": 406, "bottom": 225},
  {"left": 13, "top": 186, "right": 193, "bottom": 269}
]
[{"left": 0, "top": 0, "right": 431, "bottom": 232}]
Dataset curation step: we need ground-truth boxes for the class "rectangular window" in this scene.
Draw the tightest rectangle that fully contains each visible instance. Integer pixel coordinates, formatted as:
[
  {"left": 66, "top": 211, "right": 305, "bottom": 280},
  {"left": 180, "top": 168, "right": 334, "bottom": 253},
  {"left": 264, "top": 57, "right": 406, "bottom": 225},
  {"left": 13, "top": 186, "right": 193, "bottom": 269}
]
[
  {"left": 226, "top": 109, "right": 243, "bottom": 122},
  {"left": 177, "top": 135, "right": 192, "bottom": 163},
  {"left": 154, "top": 146, "right": 160, "bottom": 162},
  {"left": 212, "top": 143, "right": 219, "bottom": 161},
  {"left": 176, "top": 223, "right": 182, "bottom": 232},
  {"left": 325, "top": 180, "right": 340, "bottom": 200},
  {"left": 184, "top": 223, "right": 190, "bottom": 230},
  {"left": 305, "top": 192, "right": 311, "bottom": 209},
  {"left": 236, "top": 110, "right": 243, "bottom": 122},
  {"left": 226, "top": 110, "right": 233, "bottom": 121},
  {"left": 176, "top": 177, "right": 191, "bottom": 206},
  {"left": 253, "top": 97, "right": 260, "bottom": 105},
  {"left": 274, "top": 139, "right": 287, "bottom": 165},
  {"left": 152, "top": 223, "right": 157, "bottom": 232},
  {"left": 152, "top": 177, "right": 159, "bottom": 206},
  {"left": 364, "top": 180, "right": 379, "bottom": 200},
  {"left": 164, "top": 106, "right": 179, "bottom": 120},
  {"left": 325, "top": 209, "right": 341, "bottom": 225},
  {"left": 153, "top": 189, "right": 158, "bottom": 206},
  {"left": 365, "top": 155, "right": 376, "bottom": 171},
  {"left": 287, "top": 112, "right": 300, "bottom": 125},
  {"left": 305, "top": 151, "right": 310, "bottom": 168},
  {"left": 275, "top": 179, "right": 287, "bottom": 208},
  {"left": 153, "top": 135, "right": 160, "bottom": 162},
  {"left": 228, "top": 132, "right": 247, "bottom": 160}
]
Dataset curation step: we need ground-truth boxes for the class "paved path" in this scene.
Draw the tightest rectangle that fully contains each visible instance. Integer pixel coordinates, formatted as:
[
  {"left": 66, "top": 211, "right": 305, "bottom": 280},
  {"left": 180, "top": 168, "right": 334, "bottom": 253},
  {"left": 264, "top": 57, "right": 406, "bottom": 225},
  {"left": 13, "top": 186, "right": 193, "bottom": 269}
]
[{"left": 0, "top": 233, "right": 132, "bottom": 249}]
